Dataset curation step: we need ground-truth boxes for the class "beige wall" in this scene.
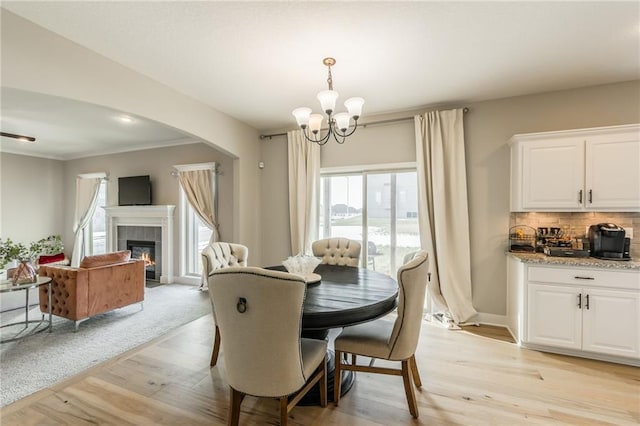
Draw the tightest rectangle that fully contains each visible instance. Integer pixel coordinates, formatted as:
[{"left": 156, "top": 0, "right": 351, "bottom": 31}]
[
  {"left": 0, "top": 143, "right": 234, "bottom": 276},
  {"left": 1, "top": 11, "right": 263, "bottom": 264},
  {"left": 63, "top": 143, "right": 235, "bottom": 274},
  {"left": 0, "top": 153, "right": 65, "bottom": 244},
  {"left": 260, "top": 80, "right": 640, "bottom": 318}
]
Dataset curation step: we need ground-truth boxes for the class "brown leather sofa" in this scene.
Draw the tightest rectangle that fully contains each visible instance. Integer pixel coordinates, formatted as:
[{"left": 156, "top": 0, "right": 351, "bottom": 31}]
[{"left": 39, "top": 250, "right": 145, "bottom": 330}]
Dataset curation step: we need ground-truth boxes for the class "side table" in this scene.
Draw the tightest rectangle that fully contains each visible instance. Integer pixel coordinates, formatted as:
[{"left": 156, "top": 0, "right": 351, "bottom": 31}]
[{"left": 0, "top": 276, "right": 53, "bottom": 343}]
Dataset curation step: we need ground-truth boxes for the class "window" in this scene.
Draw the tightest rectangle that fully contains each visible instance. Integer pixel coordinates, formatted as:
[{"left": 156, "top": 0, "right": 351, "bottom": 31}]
[
  {"left": 88, "top": 180, "right": 107, "bottom": 255},
  {"left": 319, "top": 167, "right": 420, "bottom": 276},
  {"left": 184, "top": 194, "right": 213, "bottom": 277},
  {"left": 175, "top": 162, "right": 218, "bottom": 284}
]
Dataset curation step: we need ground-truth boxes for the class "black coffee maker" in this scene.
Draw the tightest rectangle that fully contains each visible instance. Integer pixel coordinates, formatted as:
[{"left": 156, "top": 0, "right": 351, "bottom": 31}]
[{"left": 589, "top": 223, "right": 628, "bottom": 260}]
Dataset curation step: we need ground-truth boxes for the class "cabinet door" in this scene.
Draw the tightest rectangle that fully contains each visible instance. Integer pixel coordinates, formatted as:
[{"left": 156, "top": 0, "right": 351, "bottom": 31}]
[
  {"left": 585, "top": 137, "right": 640, "bottom": 210},
  {"left": 582, "top": 288, "right": 640, "bottom": 358},
  {"left": 527, "top": 283, "right": 582, "bottom": 349},
  {"left": 521, "top": 139, "right": 584, "bottom": 210}
]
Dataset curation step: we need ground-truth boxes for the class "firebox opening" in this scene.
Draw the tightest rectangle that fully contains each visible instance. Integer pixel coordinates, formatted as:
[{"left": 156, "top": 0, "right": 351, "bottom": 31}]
[{"left": 127, "top": 239, "right": 157, "bottom": 281}]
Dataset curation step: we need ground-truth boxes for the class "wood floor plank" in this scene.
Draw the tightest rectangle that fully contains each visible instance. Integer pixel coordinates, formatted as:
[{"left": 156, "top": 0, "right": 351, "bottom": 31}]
[{"left": 2, "top": 314, "right": 639, "bottom": 425}]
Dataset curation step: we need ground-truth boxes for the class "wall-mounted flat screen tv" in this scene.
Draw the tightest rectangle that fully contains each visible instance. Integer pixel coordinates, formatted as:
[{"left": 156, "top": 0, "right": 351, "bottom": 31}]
[{"left": 118, "top": 175, "right": 152, "bottom": 206}]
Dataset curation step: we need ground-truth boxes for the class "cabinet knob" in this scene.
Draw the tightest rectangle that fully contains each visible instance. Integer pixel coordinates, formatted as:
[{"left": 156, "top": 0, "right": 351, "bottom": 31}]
[
  {"left": 578, "top": 189, "right": 583, "bottom": 203},
  {"left": 588, "top": 189, "right": 593, "bottom": 204},
  {"left": 574, "top": 276, "right": 595, "bottom": 280}
]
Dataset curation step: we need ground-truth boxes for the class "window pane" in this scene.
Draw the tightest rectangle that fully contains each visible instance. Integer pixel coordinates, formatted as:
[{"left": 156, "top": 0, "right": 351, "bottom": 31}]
[
  {"left": 367, "top": 173, "right": 391, "bottom": 274},
  {"left": 186, "top": 202, "right": 213, "bottom": 276},
  {"left": 91, "top": 181, "right": 107, "bottom": 255},
  {"left": 319, "top": 170, "right": 419, "bottom": 276},
  {"left": 395, "top": 172, "right": 420, "bottom": 269},
  {"left": 319, "top": 175, "right": 363, "bottom": 247}
]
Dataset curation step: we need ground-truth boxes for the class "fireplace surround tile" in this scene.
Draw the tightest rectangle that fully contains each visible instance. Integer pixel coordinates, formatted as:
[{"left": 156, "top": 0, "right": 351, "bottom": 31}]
[{"left": 104, "top": 205, "right": 175, "bottom": 284}]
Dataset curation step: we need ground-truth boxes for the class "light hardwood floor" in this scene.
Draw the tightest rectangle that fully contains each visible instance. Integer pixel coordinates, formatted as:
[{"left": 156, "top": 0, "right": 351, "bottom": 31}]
[{"left": 2, "top": 315, "right": 638, "bottom": 425}]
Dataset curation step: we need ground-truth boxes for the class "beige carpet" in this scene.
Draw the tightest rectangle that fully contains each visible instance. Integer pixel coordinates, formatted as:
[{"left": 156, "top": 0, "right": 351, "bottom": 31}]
[{"left": 0, "top": 284, "right": 210, "bottom": 407}]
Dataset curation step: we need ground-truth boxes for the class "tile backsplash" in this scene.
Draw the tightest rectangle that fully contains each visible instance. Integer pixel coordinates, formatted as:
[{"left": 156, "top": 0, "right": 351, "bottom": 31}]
[{"left": 510, "top": 212, "right": 640, "bottom": 259}]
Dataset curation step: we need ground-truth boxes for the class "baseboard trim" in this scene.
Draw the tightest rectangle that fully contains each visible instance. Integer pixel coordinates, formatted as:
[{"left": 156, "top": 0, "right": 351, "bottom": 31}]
[
  {"left": 475, "top": 312, "right": 508, "bottom": 327},
  {"left": 172, "top": 276, "right": 200, "bottom": 286}
]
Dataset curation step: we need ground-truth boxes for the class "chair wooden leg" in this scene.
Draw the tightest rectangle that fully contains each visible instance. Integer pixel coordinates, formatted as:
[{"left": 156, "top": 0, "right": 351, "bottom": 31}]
[
  {"left": 401, "top": 359, "right": 419, "bottom": 418},
  {"left": 210, "top": 325, "right": 221, "bottom": 367},
  {"left": 410, "top": 355, "right": 422, "bottom": 388},
  {"left": 279, "top": 396, "right": 289, "bottom": 425},
  {"left": 320, "top": 354, "right": 328, "bottom": 407},
  {"left": 228, "top": 386, "right": 244, "bottom": 426},
  {"left": 334, "top": 350, "right": 342, "bottom": 405}
]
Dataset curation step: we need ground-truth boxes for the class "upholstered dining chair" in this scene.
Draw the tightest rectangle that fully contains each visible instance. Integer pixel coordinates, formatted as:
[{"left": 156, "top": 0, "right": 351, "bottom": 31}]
[
  {"left": 311, "top": 237, "right": 361, "bottom": 267},
  {"left": 202, "top": 242, "right": 248, "bottom": 367},
  {"left": 333, "top": 250, "right": 429, "bottom": 418},
  {"left": 210, "top": 267, "right": 327, "bottom": 426}
]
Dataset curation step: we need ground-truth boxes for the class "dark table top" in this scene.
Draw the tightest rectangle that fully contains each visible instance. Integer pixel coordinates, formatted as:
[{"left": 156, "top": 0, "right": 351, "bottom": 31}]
[{"left": 267, "top": 264, "right": 398, "bottom": 331}]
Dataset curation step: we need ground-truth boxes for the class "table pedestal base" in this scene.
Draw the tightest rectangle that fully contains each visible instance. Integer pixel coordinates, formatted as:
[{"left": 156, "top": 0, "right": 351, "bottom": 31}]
[
  {"left": 297, "top": 349, "right": 354, "bottom": 406},
  {"left": 299, "top": 329, "right": 354, "bottom": 405}
]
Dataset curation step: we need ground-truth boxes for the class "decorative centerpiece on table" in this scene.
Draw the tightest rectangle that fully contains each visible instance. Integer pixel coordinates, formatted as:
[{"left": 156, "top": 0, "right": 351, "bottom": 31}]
[
  {"left": 282, "top": 254, "right": 322, "bottom": 284},
  {"left": 0, "top": 235, "right": 63, "bottom": 284}
]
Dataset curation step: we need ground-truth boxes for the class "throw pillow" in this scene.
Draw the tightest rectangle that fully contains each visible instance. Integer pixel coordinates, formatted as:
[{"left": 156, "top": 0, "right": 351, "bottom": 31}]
[
  {"left": 38, "top": 253, "right": 66, "bottom": 265},
  {"left": 80, "top": 250, "right": 132, "bottom": 268}
]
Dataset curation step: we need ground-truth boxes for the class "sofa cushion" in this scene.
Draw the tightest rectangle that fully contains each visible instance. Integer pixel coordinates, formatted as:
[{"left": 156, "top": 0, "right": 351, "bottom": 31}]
[{"left": 80, "top": 250, "right": 131, "bottom": 269}]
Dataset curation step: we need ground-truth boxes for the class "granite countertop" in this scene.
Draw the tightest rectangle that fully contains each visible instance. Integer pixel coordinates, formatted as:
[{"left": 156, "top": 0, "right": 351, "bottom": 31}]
[{"left": 507, "top": 252, "right": 640, "bottom": 270}]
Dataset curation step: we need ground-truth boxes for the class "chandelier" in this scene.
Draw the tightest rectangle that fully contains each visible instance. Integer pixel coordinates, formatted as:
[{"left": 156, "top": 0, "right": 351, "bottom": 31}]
[{"left": 292, "top": 57, "right": 364, "bottom": 145}]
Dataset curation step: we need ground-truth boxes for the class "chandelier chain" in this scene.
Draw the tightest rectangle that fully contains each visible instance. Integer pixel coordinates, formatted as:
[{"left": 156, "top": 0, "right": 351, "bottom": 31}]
[{"left": 327, "top": 64, "right": 333, "bottom": 91}]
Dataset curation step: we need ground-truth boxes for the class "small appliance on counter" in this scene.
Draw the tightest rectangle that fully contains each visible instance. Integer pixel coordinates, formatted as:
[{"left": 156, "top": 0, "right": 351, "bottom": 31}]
[
  {"left": 588, "top": 223, "right": 631, "bottom": 260},
  {"left": 544, "top": 246, "right": 590, "bottom": 258},
  {"left": 509, "top": 225, "right": 536, "bottom": 252},
  {"left": 536, "top": 227, "right": 566, "bottom": 252}
]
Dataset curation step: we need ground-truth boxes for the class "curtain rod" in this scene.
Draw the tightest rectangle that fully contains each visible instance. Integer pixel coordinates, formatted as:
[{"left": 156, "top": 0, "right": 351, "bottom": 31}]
[{"left": 259, "top": 107, "right": 469, "bottom": 140}]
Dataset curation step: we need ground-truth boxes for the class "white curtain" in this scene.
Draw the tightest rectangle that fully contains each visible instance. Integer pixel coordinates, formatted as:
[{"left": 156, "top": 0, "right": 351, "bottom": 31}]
[
  {"left": 177, "top": 168, "right": 220, "bottom": 243},
  {"left": 287, "top": 130, "right": 320, "bottom": 255},
  {"left": 415, "top": 108, "right": 477, "bottom": 326},
  {"left": 71, "top": 176, "right": 103, "bottom": 267},
  {"left": 176, "top": 167, "right": 219, "bottom": 289}
]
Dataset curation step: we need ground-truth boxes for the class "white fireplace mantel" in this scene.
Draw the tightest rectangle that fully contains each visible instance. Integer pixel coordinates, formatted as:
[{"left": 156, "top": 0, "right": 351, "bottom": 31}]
[{"left": 104, "top": 205, "right": 175, "bottom": 283}]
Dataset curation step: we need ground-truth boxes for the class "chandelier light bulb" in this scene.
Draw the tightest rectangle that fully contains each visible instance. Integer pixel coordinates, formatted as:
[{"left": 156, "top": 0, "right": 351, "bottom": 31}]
[
  {"left": 292, "top": 107, "right": 312, "bottom": 128},
  {"left": 317, "top": 90, "right": 339, "bottom": 114},
  {"left": 333, "top": 112, "right": 350, "bottom": 132},
  {"left": 309, "top": 114, "right": 324, "bottom": 134},
  {"left": 344, "top": 97, "right": 365, "bottom": 120}
]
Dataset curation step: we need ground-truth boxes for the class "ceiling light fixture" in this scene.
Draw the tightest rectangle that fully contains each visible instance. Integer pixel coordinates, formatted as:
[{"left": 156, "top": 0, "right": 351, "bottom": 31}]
[
  {"left": 292, "top": 57, "right": 364, "bottom": 145},
  {"left": 1, "top": 132, "right": 36, "bottom": 142}
]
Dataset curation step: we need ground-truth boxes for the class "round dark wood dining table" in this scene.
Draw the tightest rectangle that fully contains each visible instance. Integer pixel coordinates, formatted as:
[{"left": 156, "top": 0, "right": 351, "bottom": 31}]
[{"left": 266, "top": 263, "right": 399, "bottom": 403}]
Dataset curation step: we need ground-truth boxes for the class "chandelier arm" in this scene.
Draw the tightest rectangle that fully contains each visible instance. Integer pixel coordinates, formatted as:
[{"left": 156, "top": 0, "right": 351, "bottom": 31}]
[
  {"left": 302, "top": 126, "right": 331, "bottom": 145},
  {"left": 333, "top": 119, "right": 360, "bottom": 139},
  {"left": 331, "top": 131, "right": 347, "bottom": 144}
]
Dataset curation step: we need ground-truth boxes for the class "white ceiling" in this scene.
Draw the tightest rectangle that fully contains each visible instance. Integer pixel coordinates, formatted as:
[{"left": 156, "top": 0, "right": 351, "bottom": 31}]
[{"left": 1, "top": 1, "right": 639, "bottom": 159}]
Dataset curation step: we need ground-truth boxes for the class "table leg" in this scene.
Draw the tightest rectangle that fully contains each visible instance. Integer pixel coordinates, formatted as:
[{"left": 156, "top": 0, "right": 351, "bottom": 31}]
[
  {"left": 48, "top": 281, "right": 52, "bottom": 332},
  {"left": 25, "top": 287, "right": 30, "bottom": 325}
]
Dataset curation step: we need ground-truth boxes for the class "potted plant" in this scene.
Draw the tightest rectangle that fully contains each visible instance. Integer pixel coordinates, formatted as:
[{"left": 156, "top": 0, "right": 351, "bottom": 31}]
[
  {"left": 0, "top": 238, "right": 26, "bottom": 269},
  {"left": 1, "top": 235, "right": 64, "bottom": 283}
]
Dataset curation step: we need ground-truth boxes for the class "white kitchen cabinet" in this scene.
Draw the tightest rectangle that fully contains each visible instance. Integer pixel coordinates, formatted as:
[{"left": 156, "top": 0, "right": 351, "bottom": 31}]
[
  {"left": 510, "top": 124, "right": 640, "bottom": 212},
  {"left": 527, "top": 283, "right": 582, "bottom": 350},
  {"left": 586, "top": 137, "right": 640, "bottom": 209},
  {"left": 507, "top": 255, "right": 640, "bottom": 365},
  {"left": 581, "top": 288, "right": 640, "bottom": 358}
]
